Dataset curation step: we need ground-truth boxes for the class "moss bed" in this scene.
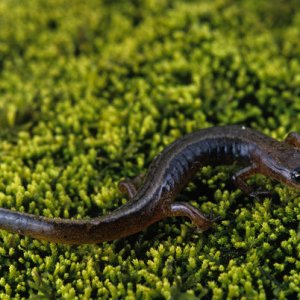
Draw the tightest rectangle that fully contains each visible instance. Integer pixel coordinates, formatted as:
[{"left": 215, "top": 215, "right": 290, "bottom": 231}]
[{"left": 0, "top": 0, "right": 300, "bottom": 299}]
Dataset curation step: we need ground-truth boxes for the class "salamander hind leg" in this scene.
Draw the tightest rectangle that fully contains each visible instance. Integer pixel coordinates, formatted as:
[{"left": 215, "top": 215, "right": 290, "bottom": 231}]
[
  {"left": 118, "top": 173, "right": 145, "bottom": 199},
  {"left": 285, "top": 132, "right": 300, "bottom": 148},
  {"left": 168, "top": 202, "right": 218, "bottom": 232}
]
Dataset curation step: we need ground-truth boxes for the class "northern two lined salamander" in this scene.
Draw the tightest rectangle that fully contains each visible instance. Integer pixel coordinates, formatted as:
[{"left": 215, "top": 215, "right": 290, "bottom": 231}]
[{"left": 0, "top": 126, "right": 300, "bottom": 244}]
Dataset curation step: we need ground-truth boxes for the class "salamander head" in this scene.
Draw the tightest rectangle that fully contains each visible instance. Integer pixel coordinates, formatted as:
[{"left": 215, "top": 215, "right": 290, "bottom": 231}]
[{"left": 267, "top": 142, "right": 300, "bottom": 189}]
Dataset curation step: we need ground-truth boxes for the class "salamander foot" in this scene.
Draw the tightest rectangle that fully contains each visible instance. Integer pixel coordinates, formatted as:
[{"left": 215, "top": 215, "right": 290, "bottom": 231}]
[{"left": 249, "top": 188, "right": 272, "bottom": 199}]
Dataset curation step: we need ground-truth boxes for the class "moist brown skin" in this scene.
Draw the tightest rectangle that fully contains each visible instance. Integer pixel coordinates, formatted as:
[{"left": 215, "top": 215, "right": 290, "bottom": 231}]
[{"left": 0, "top": 125, "right": 300, "bottom": 244}]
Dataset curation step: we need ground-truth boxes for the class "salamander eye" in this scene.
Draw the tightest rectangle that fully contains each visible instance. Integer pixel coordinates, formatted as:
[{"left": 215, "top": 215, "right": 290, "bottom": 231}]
[{"left": 291, "top": 167, "right": 300, "bottom": 183}]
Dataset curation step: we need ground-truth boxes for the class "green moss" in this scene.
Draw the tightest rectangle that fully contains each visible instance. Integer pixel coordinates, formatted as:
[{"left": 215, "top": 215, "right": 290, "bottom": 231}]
[{"left": 0, "top": 0, "right": 300, "bottom": 298}]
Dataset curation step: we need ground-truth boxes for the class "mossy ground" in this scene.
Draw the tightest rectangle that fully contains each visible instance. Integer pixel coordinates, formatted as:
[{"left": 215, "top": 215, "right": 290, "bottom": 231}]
[{"left": 0, "top": 0, "right": 300, "bottom": 299}]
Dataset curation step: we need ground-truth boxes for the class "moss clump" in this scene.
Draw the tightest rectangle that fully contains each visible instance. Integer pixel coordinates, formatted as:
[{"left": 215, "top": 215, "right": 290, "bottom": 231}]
[{"left": 0, "top": 0, "right": 300, "bottom": 298}]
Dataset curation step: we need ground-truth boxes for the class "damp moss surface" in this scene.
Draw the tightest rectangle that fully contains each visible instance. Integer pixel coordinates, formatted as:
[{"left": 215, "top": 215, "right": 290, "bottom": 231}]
[{"left": 0, "top": 0, "right": 300, "bottom": 299}]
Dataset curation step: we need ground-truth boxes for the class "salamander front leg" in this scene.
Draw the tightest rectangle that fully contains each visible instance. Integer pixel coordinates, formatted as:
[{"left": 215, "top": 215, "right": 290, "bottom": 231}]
[
  {"left": 232, "top": 165, "right": 271, "bottom": 198},
  {"left": 118, "top": 173, "right": 145, "bottom": 199},
  {"left": 232, "top": 165, "right": 256, "bottom": 195},
  {"left": 285, "top": 132, "right": 300, "bottom": 148},
  {"left": 168, "top": 202, "right": 218, "bottom": 231}
]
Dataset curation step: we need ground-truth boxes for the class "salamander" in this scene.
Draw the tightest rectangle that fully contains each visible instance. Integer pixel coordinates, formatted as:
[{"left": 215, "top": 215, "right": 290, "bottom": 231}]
[{"left": 0, "top": 125, "right": 300, "bottom": 244}]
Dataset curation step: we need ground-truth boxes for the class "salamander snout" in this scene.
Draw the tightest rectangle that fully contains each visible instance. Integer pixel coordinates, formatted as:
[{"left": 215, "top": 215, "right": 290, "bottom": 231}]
[{"left": 291, "top": 167, "right": 300, "bottom": 184}]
